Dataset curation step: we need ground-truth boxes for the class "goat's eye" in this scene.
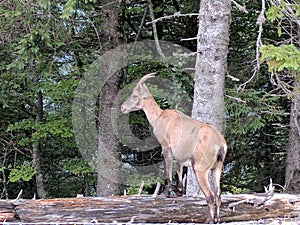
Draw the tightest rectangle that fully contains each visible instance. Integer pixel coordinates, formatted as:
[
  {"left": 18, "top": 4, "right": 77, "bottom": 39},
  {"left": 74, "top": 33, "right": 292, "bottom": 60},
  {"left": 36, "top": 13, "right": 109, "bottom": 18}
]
[{"left": 132, "top": 95, "right": 138, "bottom": 99}]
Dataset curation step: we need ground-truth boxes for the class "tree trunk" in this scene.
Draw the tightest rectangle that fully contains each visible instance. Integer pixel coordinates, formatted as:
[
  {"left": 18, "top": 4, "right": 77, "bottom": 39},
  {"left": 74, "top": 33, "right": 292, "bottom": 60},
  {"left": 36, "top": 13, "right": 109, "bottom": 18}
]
[
  {"left": 285, "top": 79, "right": 300, "bottom": 193},
  {"left": 32, "top": 90, "right": 47, "bottom": 199},
  {"left": 97, "top": 71, "right": 122, "bottom": 196},
  {"left": 186, "top": 0, "right": 231, "bottom": 196},
  {"left": 5, "top": 193, "right": 300, "bottom": 223},
  {"left": 97, "top": 3, "right": 122, "bottom": 196}
]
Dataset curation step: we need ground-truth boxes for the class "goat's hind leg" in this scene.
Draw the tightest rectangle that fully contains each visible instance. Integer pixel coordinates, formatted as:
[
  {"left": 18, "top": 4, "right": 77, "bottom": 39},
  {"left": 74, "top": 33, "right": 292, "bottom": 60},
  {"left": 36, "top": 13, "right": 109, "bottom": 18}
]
[
  {"left": 212, "top": 144, "right": 226, "bottom": 223},
  {"left": 211, "top": 165, "right": 223, "bottom": 223},
  {"left": 193, "top": 169, "right": 215, "bottom": 224}
]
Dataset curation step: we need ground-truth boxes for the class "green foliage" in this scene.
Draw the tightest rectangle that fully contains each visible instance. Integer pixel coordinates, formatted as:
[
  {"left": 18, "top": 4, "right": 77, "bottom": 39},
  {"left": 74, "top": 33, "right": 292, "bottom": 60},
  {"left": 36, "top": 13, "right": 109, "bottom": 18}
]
[
  {"left": 61, "top": 0, "right": 99, "bottom": 19},
  {"left": 36, "top": 0, "right": 50, "bottom": 9},
  {"left": 265, "top": 2, "right": 300, "bottom": 36},
  {"left": 126, "top": 173, "right": 163, "bottom": 195},
  {"left": 224, "top": 88, "right": 288, "bottom": 193},
  {"left": 260, "top": 44, "right": 300, "bottom": 73},
  {"left": 62, "top": 158, "right": 94, "bottom": 176},
  {"left": 9, "top": 162, "right": 36, "bottom": 182},
  {"left": 266, "top": 6, "right": 285, "bottom": 22},
  {"left": 266, "top": 3, "right": 300, "bottom": 22},
  {"left": 0, "top": 0, "right": 96, "bottom": 198},
  {"left": 226, "top": 89, "right": 286, "bottom": 135},
  {"left": 126, "top": 5, "right": 145, "bottom": 15},
  {"left": 0, "top": 0, "right": 296, "bottom": 198},
  {"left": 61, "top": 0, "right": 77, "bottom": 19},
  {"left": 7, "top": 117, "right": 74, "bottom": 146}
]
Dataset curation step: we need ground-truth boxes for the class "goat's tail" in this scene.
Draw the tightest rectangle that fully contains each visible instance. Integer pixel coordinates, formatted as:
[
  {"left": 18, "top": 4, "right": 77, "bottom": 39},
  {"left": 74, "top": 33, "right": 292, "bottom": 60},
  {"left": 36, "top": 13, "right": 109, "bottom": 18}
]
[{"left": 217, "top": 143, "right": 227, "bottom": 162}]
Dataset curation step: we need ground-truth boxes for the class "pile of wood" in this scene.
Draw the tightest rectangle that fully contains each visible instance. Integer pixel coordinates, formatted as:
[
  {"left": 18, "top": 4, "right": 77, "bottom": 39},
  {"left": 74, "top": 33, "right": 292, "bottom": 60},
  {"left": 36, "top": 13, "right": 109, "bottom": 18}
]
[{"left": 0, "top": 192, "right": 299, "bottom": 224}]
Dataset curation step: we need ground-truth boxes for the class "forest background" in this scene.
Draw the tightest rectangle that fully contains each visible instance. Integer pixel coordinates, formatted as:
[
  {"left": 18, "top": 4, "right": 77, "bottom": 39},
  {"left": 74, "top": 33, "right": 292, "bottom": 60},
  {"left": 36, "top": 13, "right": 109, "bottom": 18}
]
[{"left": 0, "top": 0, "right": 299, "bottom": 199}]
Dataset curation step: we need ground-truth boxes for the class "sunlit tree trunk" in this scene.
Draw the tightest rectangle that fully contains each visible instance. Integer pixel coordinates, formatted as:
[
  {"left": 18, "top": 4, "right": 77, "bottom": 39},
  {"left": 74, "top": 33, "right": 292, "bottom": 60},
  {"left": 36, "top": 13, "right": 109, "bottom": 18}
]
[
  {"left": 285, "top": 80, "right": 300, "bottom": 193},
  {"left": 186, "top": 0, "right": 231, "bottom": 196}
]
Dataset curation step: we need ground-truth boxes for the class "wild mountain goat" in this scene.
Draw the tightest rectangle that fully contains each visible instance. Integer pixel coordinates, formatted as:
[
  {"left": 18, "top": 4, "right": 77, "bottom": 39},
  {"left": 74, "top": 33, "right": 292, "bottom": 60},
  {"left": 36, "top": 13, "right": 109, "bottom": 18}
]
[{"left": 121, "top": 73, "right": 227, "bottom": 224}]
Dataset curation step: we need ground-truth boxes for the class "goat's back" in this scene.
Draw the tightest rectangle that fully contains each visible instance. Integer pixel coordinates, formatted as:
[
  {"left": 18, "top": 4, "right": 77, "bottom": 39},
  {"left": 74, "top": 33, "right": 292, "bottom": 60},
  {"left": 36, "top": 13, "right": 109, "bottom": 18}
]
[{"left": 153, "top": 109, "right": 226, "bottom": 171}]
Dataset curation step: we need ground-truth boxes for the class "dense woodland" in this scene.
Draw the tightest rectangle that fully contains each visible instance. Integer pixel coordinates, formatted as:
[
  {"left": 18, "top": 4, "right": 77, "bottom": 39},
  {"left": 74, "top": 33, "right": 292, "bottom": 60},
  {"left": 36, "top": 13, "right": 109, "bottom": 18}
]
[{"left": 0, "top": 0, "right": 299, "bottom": 200}]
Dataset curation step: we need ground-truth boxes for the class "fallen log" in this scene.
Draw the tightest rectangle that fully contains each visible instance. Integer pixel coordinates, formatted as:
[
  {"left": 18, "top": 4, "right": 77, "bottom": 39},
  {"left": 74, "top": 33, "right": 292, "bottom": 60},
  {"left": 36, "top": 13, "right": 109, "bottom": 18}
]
[{"left": 0, "top": 193, "right": 299, "bottom": 223}]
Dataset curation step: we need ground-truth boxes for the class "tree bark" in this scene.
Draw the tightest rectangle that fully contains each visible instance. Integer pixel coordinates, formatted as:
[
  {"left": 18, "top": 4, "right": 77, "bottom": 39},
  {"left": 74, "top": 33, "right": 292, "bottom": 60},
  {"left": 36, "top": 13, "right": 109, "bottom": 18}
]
[
  {"left": 3, "top": 193, "right": 299, "bottom": 223},
  {"left": 187, "top": 0, "right": 231, "bottom": 196},
  {"left": 97, "top": 71, "right": 122, "bottom": 196},
  {"left": 285, "top": 79, "right": 300, "bottom": 193},
  {"left": 97, "top": 3, "right": 122, "bottom": 196},
  {"left": 32, "top": 90, "right": 47, "bottom": 199}
]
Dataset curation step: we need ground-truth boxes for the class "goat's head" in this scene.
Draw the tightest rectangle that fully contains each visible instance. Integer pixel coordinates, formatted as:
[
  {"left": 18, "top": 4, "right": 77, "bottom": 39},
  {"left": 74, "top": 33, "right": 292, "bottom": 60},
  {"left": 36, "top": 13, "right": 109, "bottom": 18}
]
[{"left": 121, "top": 73, "right": 156, "bottom": 113}]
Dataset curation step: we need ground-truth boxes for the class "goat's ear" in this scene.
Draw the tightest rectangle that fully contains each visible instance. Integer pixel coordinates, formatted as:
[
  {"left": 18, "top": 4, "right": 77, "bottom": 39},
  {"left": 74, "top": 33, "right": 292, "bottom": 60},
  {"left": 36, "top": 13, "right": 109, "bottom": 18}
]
[
  {"left": 141, "top": 83, "right": 151, "bottom": 98},
  {"left": 134, "top": 83, "right": 146, "bottom": 96}
]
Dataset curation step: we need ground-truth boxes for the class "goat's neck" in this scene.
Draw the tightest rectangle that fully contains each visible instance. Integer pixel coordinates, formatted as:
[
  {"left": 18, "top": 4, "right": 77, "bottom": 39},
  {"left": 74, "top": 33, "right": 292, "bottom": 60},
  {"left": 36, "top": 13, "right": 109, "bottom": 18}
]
[{"left": 142, "top": 96, "right": 163, "bottom": 126}]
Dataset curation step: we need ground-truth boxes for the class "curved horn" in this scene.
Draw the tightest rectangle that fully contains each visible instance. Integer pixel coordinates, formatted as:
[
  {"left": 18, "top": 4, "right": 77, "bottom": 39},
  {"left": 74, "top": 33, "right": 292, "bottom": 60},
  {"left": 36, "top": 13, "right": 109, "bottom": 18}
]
[{"left": 137, "top": 72, "right": 156, "bottom": 86}]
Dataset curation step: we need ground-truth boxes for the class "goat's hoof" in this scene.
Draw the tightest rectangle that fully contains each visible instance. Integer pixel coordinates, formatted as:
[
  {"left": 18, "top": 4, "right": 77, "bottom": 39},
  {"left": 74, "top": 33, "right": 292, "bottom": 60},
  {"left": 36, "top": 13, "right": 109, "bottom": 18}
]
[
  {"left": 175, "top": 187, "right": 184, "bottom": 196},
  {"left": 168, "top": 190, "right": 177, "bottom": 197},
  {"left": 164, "top": 190, "right": 177, "bottom": 198},
  {"left": 205, "top": 219, "right": 215, "bottom": 224},
  {"left": 175, "top": 191, "right": 183, "bottom": 196},
  {"left": 162, "top": 189, "right": 176, "bottom": 198}
]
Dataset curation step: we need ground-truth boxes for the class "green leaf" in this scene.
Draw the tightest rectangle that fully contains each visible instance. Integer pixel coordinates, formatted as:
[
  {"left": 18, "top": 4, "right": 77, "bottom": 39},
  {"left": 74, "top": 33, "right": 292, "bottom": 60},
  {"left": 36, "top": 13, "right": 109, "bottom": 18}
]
[
  {"left": 8, "top": 162, "right": 36, "bottom": 182},
  {"left": 61, "top": 0, "right": 77, "bottom": 19},
  {"left": 260, "top": 44, "right": 300, "bottom": 73},
  {"left": 266, "top": 6, "right": 284, "bottom": 22},
  {"left": 154, "top": 6, "right": 163, "bottom": 13}
]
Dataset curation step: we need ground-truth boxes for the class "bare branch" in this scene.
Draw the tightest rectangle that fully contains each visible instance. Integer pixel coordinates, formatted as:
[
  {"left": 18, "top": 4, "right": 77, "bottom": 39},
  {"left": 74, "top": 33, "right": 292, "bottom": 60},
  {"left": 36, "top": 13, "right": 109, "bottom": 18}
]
[
  {"left": 137, "top": 180, "right": 144, "bottom": 196},
  {"left": 83, "top": 14, "right": 101, "bottom": 48},
  {"left": 226, "top": 95, "right": 246, "bottom": 103},
  {"left": 227, "top": 72, "right": 240, "bottom": 82},
  {"left": 239, "top": 0, "right": 266, "bottom": 90},
  {"left": 147, "top": 0, "right": 166, "bottom": 59},
  {"left": 152, "top": 182, "right": 161, "bottom": 198},
  {"left": 146, "top": 11, "right": 199, "bottom": 25},
  {"left": 134, "top": 6, "right": 148, "bottom": 43},
  {"left": 14, "top": 189, "right": 23, "bottom": 202},
  {"left": 228, "top": 179, "right": 275, "bottom": 209},
  {"left": 231, "top": 0, "right": 248, "bottom": 13},
  {"left": 180, "top": 36, "right": 198, "bottom": 41},
  {"left": 131, "top": 7, "right": 148, "bottom": 52}
]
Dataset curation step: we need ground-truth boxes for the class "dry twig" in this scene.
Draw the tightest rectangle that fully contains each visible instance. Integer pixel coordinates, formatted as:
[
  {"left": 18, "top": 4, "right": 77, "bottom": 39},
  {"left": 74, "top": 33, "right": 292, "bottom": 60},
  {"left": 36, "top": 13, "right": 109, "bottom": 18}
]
[
  {"left": 239, "top": 0, "right": 266, "bottom": 90},
  {"left": 152, "top": 182, "right": 161, "bottom": 198},
  {"left": 228, "top": 179, "right": 275, "bottom": 209},
  {"left": 137, "top": 180, "right": 144, "bottom": 196}
]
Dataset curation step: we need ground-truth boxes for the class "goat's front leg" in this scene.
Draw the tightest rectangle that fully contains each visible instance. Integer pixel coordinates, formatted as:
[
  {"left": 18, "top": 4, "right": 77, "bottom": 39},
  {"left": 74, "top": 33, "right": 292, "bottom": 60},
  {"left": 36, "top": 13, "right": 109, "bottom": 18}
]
[
  {"left": 162, "top": 145, "right": 174, "bottom": 197},
  {"left": 176, "top": 163, "right": 184, "bottom": 195}
]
